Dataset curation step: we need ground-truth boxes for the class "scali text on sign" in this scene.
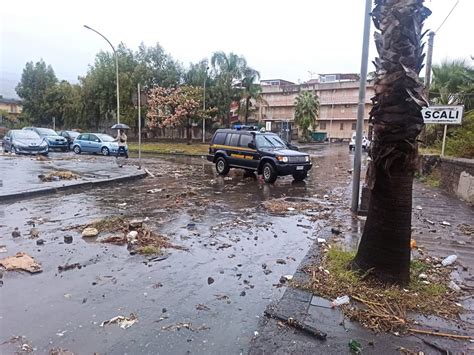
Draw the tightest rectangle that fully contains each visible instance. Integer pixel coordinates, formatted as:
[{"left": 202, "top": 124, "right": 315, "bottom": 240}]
[{"left": 422, "top": 105, "right": 464, "bottom": 125}]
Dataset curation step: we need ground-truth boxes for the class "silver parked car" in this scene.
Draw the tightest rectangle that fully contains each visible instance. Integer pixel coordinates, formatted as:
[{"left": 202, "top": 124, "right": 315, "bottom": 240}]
[{"left": 2, "top": 129, "right": 49, "bottom": 155}]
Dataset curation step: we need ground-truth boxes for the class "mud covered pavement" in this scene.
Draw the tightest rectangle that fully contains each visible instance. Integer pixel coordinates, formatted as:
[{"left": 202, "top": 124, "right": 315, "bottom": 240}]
[{"left": 0, "top": 145, "right": 360, "bottom": 354}]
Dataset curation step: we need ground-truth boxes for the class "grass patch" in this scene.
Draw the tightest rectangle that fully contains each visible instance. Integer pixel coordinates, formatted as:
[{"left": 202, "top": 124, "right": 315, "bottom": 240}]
[
  {"left": 298, "top": 246, "right": 462, "bottom": 333},
  {"left": 128, "top": 142, "right": 208, "bottom": 156},
  {"left": 418, "top": 168, "right": 441, "bottom": 188}
]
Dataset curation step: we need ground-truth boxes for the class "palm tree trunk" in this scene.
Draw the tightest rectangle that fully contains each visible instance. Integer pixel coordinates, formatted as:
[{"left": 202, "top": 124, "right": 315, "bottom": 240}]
[
  {"left": 352, "top": 163, "right": 414, "bottom": 284},
  {"left": 351, "top": 0, "right": 431, "bottom": 285}
]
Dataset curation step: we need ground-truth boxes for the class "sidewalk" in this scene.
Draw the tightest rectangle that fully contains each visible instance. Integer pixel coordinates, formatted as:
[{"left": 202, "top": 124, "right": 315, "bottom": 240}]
[
  {"left": 249, "top": 181, "right": 473, "bottom": 354},
  {"left": 0, "top": 154, "right": 146, "bottom": 201}
]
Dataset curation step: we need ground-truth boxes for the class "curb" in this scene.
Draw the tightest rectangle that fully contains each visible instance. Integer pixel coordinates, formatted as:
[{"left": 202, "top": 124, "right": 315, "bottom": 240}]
[
  {"left": 128, "top": 150, "right": 207, "bottom": 158},
  {"left": 0, "top": 170, "right": 147, "bottom": 202}
]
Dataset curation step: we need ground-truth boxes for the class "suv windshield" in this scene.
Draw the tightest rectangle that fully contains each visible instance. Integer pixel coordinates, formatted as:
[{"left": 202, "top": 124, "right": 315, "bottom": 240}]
[
  {"left": 256, "top": 134, "right": 287, "bottom": 149},
  {"left": 13, "top": 130, "right": 39, "bottom": 139},
  {"left": 36, "top": 128, "right": 58, "bottom": 136}
]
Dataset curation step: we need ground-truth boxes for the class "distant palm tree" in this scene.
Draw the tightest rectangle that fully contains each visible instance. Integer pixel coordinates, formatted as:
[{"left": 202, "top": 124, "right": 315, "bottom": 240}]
[
  {"left": 239, "top": 67, "right": 261, "bottom": 124},
  {"left": 294, "top": 91, "right": 319, "bottom": 140},
  {"left": 351, "top": 0, "right": 431, "bottom": 285},
  {"left": 211, "top": 52, "right": 248, "bottom": 126}
]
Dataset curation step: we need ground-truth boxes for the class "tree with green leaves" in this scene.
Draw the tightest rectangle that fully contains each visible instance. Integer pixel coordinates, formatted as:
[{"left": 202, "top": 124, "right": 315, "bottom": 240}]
[
  {"left": 211, "top": 51, "right": 248, "bottom": 126},
  {"left": 351, "top": 0, "right": 431, "bottom": 285},
  {"left": 16, "top": 59, "right": 58, "bottom": 125},
  {"left": 294, "top": 91, "right": 319, "bottom": 140}
]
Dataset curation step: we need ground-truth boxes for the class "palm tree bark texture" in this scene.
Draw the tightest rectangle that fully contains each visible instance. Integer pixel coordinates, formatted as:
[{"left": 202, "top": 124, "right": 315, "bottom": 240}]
[{"left": 351, "top": 0, "right": 431, "bottom": 285}]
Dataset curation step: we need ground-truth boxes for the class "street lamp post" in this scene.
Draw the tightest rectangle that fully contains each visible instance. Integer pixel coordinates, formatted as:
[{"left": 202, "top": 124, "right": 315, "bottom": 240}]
[
  {"left": 84, "top": 25, "right": 120, "bottom": 124},
  {"left": 202, "top": 66, "right": 209, "bottom": 143}
]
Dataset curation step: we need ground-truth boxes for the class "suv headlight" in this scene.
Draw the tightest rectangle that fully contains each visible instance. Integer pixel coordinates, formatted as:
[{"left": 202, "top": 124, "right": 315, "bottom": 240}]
[
  {"left": 40, "top": 142, "right": 48, "bottom": 147},
  {"left": 305, "top": 155, "right": 310, "bottom": 162},
  {"left": 277, "top": 156, "right": 289, "bottom": 163}
]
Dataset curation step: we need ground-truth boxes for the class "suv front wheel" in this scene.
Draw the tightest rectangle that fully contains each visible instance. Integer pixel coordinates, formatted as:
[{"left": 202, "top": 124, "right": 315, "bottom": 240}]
[
  {"left": 215, "top": 157, "right": 230, "bottom": 175},
  {"left": 262, "top": 162, "right": 277, "bottom": 184}
]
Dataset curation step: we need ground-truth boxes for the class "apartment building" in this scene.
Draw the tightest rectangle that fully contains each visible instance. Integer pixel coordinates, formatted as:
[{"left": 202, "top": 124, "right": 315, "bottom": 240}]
[{"left": 255, "top": 74, "right": 375, "bottom": 141}]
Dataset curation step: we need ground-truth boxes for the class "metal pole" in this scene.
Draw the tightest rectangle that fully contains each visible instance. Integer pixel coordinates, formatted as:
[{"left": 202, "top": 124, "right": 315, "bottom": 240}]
[
  {"left": 351, "top": 0, "right": 372, "bottom": 213},
  {"left": 115, "top": 54, "right": 120, "bottom": 124},
  {"left": 83, "top": 25, "right": 120, "bottom": 124},
  {"left": 138, "top": 83, "right": 142, "bottom": 169},
  {"left": 441, "top": 124, "right": 447, "bottom": 156},
  {"left": 202, "top": 67, "right": 208, "bottom": 143},
  {"left": 424, "top": 32, "right": 435, "bottom": 93}
]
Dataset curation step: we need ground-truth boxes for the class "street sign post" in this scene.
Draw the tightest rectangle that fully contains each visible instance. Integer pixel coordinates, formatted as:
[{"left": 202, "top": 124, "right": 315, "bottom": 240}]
[{"left": 422, "top": 105, "right": 464, "bottom": 156}]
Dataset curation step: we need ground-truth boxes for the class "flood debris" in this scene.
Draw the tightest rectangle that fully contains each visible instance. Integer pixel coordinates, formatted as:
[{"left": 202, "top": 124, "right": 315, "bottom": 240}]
[
  {"left": 207, "top": 277, "right": 215, "bottom": 285},
  {"left": 81, "top": 227, "right": 99, "bottom": 238},
  {"left": 39, "top": 170, "right": 79, "bottom": 182},
  {"left": 348, "top": 339, "right": 362, "bottom": 354},
  {"left": 100, "top": 313, "right": 138, "bottom": 329},
  {"left": 64, "top": 235, "right": 73, "bottom": 244},
  {"left": 94, "top": 217, "right": 186, "bottom": 255},
  {"left": 0, "top": 245, "right": 7, "bottom": 253},
  {"left": 36, "top": 239, "right": 45, "bottom": 246},
  {"left": 12, "top": 227, "right": 21, "bottom": 238},
  {"left": 147, "top": 188, "right": 163, "bottom": 194},
  {"left": 331, "top": 295, "right": 350, "bottom": 308},
  {"left": 29, "top": 228, "right": 40, "bottom": 239},
  {"left": 58, "top": 263, "right": 82, "bottom": 273},
  {"left": 441, "top": 255, "right": 457, "bottom": 266},
  {"left": 264, "top": 309, "right": 327, "bottom": 340},
  {"left": 161, "top": 322, "right": 210, "bottom": 332},
  {"left": 49, "top": 348, "right": 75, "bottom": 355},
  {"left": 196, "top": 304, "right": 210, "bottom": 311},
  {"left": 0, "top": 252, "right": 42, "bottom": 273}
]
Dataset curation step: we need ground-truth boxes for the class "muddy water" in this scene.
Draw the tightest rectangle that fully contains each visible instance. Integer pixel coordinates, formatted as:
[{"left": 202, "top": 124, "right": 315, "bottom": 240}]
[{"left": 0, "top": 144, "right": 366, "bottom": 354}]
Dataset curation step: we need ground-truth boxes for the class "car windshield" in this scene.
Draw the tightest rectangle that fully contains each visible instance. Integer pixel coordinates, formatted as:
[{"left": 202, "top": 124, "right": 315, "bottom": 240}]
[
  {"left": 68, "top": 131, "right": 80, "bottom": 138},
  {"left": 37, "top": 128, "right": 58, "bottom": 136},
  {"left": 13, "top": 130, "right": 39, "bottom": 139},
  {"left": 96, "top": 134, "right": 115, "bottom": 142},
  {"left": 256, "top": 134, "right": 287, "bottom": 149}
]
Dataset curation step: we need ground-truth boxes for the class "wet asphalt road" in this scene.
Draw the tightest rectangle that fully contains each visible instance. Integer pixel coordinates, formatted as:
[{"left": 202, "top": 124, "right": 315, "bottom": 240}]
[{"left": 0, "top": 144, "right": 365, "bottom": 354}]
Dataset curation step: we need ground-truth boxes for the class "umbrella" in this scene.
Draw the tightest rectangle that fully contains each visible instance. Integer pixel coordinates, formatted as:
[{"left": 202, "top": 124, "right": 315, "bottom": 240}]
[{"left": 111, "top": 123, "right": 130, "bottom": 130}]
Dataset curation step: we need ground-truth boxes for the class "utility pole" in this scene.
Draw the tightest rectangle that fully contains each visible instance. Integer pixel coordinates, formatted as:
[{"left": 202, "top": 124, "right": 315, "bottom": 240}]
[
  {"left": 202, "top": 66, "right": 209, "bottom": 143},
  {"left": 137, "top": 83, "right": 142, "bottom": 169},
  {"left": 424, "top": 31, "right": 435, "bottom": 95},
  {"left": 351, "top": 0, "right": 372, "bottom": 213}
]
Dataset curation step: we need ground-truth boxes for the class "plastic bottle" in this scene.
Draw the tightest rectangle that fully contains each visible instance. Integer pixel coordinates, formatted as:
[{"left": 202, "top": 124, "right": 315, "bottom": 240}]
[
  {"left": 331, "top": 295, "right": 350, "bottom": 307},
  {"left": 441, "top": 255, "right": 457, "bottom": 266}
]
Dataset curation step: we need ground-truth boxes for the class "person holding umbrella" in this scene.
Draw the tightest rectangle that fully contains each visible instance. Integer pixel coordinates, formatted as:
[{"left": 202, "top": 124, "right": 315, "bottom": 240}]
[
  {"left": 116, "top": 129, "right": 128, "bottom": 159},
  {"left": 111, "top": 123, "right": 130, "bottom": 165}
]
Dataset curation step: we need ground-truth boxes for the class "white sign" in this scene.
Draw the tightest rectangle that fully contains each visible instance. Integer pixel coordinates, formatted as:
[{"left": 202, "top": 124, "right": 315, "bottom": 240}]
[
  {"left": 422, "top": 105, "right": 464, "bottom": 125},
  {"left": 265, "top": 121, "right": 272, "bottom": 131}
]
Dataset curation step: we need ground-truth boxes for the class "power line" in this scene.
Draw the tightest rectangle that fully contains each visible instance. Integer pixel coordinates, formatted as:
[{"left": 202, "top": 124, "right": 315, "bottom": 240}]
[{"left": 435, "top": 0, "right": 460, "bottom": 33}]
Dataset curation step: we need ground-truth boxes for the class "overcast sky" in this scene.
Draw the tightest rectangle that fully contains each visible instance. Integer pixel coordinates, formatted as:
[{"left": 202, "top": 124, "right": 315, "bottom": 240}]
[{"left": 1, "top": 0, "right": 472, "bottom": 97}]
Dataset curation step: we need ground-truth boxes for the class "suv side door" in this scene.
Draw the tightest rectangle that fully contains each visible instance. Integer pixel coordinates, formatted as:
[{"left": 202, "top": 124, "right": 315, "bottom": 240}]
[
  {"left": 225, "top": 133, "right": 241, "bottom": 166},
  {"left": 237, "top": 133, "right": 259, "bottom": 169}
]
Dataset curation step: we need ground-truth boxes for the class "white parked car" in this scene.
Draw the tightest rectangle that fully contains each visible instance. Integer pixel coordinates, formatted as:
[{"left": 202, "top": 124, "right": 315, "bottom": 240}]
[{"left": 349, "top": 133, "right": 371, "bottom": 151}]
